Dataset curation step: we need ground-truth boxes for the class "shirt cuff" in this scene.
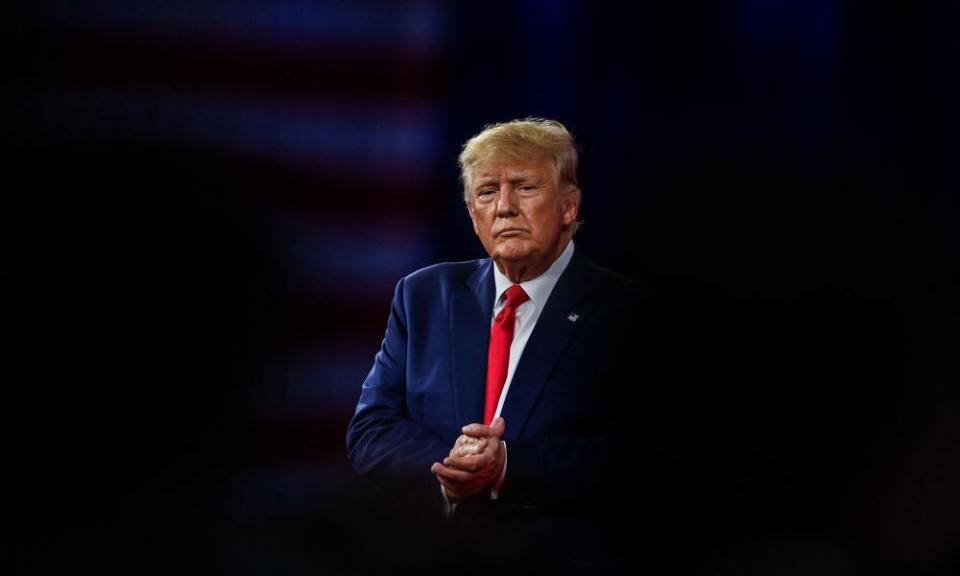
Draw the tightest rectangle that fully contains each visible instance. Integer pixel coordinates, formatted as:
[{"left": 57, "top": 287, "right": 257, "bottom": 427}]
[
  {"left": 440, "top": 484, "right": 458, "bottom": 517},
  {"left": 490, "top": 440, "right": 507, "bottom": 500}
]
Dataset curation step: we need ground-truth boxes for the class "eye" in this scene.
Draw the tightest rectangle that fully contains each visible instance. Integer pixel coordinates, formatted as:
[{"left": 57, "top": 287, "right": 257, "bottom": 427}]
[{"left": 477, "top": 188, "right": 496, "bottom": 198}]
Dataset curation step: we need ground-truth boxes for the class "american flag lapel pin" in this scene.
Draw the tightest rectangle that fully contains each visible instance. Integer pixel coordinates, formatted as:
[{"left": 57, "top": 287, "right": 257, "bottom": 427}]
[{"left": 567, "top": 313, "right": 579, "bottom": 323}]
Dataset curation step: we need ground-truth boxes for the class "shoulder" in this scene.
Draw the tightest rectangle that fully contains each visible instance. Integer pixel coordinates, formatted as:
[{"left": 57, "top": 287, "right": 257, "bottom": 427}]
[
  {"left": 593, "top": 267, "right": 642, "bottom": 315},
  {"left": 396, "top": 258, "right": 488, "bottom": 297},
  {"left": 575, "top": 250, "right": 641, "bottom": 304},
  {"left": 596, "top": 264, "right": 639, "bottom": 292},
  {"left": 403, "top": 258, "right": 486, "bottom": 284}
]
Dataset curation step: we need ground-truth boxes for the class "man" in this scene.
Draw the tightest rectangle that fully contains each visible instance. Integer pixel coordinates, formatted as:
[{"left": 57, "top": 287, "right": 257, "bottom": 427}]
[{"left": 346, "top": 118, "right": 639, "bottom": 567}]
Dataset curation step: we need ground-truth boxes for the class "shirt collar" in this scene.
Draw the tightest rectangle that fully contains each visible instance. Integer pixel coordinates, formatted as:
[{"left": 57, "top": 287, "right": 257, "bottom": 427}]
[{"left": 492, "top": 240, "right": 575, "bottom": 311}]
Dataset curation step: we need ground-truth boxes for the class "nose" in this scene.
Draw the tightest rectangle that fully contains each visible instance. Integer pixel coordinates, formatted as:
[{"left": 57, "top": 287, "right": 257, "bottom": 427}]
[{"left": 495, "top": 184, "right": 518, "bottom": 216}]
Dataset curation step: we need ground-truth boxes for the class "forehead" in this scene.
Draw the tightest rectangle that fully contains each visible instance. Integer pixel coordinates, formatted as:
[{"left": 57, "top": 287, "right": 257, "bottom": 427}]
[{"left": 469, "top": 155, "right": 555, "bottom": 184}]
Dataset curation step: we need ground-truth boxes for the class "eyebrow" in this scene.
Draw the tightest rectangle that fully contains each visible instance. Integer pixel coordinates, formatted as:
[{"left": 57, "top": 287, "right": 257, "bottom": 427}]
[{"left": 472, "top": 172, "right": 538, "bottom": 188}]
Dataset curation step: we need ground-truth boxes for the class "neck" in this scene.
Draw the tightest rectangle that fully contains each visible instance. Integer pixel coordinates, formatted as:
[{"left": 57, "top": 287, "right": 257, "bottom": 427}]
[
  {"left": 494, "top": 238, "right": 570, "bottom": 283},
  {"left": 496, "top": 261, "right": 541, "bottom": 284}
]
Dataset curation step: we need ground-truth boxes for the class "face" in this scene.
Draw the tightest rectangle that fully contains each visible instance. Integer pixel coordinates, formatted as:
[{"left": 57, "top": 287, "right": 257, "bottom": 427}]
[{"left": 466, "top": 156, "right": 580, "bottom": 279}]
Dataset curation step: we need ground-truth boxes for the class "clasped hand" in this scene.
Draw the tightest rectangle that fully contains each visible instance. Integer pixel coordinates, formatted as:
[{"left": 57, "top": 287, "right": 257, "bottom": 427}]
[{"left": 430, "top": 417, "right": 506, "bottom": 500}]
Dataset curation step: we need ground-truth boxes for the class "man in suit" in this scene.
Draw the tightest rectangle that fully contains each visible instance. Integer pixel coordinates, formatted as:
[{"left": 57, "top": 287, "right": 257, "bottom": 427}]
[{"left": 346, "top": 118, "right": 639, "bottom": 567}]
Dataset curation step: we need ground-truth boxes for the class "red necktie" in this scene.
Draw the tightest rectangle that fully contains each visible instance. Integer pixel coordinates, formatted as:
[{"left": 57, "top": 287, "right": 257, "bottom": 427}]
[{"left": 484, "top": 284, "right": 530, "bottom": 425}]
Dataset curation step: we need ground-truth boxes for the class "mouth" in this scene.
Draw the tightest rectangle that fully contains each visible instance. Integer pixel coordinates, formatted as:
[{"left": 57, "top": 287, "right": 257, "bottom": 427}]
[{"left": 496, "top": 228, "right": 527, "bottom": 237}]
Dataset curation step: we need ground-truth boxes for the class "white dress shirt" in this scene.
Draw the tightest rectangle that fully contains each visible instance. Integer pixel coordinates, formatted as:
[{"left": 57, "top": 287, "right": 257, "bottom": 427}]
[{"left": 489, "top": 239, "right": 575, "bottom": 421}]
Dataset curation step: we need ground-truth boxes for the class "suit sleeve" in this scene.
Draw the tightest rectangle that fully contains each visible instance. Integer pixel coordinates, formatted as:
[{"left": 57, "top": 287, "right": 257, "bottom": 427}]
[{"left": 345, "top": 277, "right": 450, "bottom": 505}]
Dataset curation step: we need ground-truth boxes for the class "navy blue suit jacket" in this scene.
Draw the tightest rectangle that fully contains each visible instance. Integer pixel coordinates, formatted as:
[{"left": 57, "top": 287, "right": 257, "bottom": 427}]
[{"left": 346, "top": 246, "right": 639, "bottom": 517}]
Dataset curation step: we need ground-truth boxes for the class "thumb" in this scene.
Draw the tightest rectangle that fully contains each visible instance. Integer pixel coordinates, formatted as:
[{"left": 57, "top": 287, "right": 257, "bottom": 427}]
[{"left": 491, "top": 416, "right": 506, "bottom": 437}]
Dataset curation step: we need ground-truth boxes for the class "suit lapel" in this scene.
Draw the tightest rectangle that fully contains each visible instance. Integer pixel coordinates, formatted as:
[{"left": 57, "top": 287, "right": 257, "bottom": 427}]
[
  {"left": 450, "top": 260, "right": 495, "bottom": 427},
  {"left": 499, "top": 248, "right": 602, "bottom": 441}
]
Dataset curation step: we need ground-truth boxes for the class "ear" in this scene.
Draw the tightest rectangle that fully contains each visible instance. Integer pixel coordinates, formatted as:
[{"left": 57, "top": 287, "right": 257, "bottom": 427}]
[{"left": 561, "top": 188, "right": 581, "bottom": 226}]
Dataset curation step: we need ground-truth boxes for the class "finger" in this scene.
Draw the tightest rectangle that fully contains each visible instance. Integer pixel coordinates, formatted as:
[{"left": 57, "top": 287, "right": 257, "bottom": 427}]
[
  {"left": 431, "top": 462, "right": 474, "bottom": 483},
  {"left": 462, "top": 418, "right": 506, "bottom": 439},
  {"left": 432, "top": 463, "right": 466, "bottom": 485},
  {"left": 461, "top": 423, "right": 495, "bottom": 437},
  {"left": 453, "top": 435, "right": 483, "bottom": 447},
  {"left": 445, "top": 451, "right": 503, "bottom": 480},
  {"left": 480, "top": 438, "right": 503, "bottom": 458},
  {"left": 456, "top": 434, "right": 482, "bottom": 445},
  {"left": 454, "top": 436, "right": 487, "bottom": 453},
  {"left": 462, "top": 443, "right": 486, "bottom": 456},
  {"left": 491, "top": 416, "right": 506, "bottom": 437},
  {"left": 442, "top": 454, "right": 485, "bottom": 472},
  {"left": 449, "top": 444, "right": 483, "bottom": 459}
]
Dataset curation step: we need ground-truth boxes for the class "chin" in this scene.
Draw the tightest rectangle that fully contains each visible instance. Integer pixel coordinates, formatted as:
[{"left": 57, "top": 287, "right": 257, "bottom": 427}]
[
  {"left": 495, "top": 254, "right": 528, "bottom": 264},
  {"left": 493, "top": 244, "right": 534, "bottom": 262}
]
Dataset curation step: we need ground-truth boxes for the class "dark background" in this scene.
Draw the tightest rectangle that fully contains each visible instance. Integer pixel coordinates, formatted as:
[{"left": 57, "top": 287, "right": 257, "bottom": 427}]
[{"left": 6, "top": 1, "right": 958, "bottom": 573}]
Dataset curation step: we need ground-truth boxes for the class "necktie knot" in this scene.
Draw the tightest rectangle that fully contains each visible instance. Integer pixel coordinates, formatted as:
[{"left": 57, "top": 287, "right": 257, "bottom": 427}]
[{"left": 503, "top": 284, "right": 529, "bottom": 311}]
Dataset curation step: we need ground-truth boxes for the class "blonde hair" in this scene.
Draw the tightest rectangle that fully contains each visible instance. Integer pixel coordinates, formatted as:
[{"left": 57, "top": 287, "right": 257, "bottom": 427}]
[{"left": 458, "top": 117, "right": 579, "bottom": 203}]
